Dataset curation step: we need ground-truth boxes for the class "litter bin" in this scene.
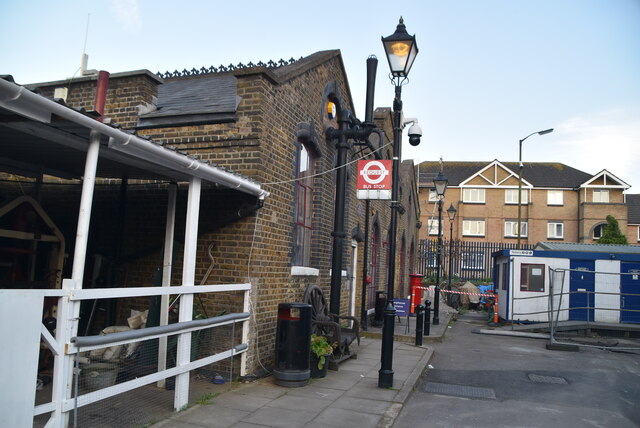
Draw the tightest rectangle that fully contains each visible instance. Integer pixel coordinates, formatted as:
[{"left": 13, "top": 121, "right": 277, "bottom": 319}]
[
  {"left": 273, "top": 302, "right": 311, "bottom": 387},
  {"left": 373, "top": 291, "right": 387, "bottom": 327}
]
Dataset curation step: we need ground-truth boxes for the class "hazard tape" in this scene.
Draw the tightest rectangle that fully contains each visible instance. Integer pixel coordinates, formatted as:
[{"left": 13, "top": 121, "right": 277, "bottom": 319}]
[{"left": 414, "top": 285, "right": 495, "bottom": 298}]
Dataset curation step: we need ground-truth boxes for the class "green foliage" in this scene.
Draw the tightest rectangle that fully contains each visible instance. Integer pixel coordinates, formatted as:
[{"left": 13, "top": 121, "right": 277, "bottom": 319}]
[
  {"left": 310, "top": 334, "right": 334, "bottom": 370},
  {"left": 598, "top": 215, "right": 628, "bottom": 244}
]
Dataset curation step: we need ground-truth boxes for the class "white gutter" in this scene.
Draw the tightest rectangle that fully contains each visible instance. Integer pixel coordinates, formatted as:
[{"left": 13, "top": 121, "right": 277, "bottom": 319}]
[{"left": 0, "top": 78, "right": 269, "bottom": 199}]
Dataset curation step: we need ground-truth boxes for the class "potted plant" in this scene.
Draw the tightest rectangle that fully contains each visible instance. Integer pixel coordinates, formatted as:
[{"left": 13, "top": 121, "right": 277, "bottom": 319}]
[{"left": 310, "top": 334, "right": 334, "bottom": 378}]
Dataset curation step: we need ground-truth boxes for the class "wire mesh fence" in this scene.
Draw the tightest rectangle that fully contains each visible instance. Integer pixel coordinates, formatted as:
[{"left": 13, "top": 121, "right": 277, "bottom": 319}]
[{"left": 508, "top": 267, "right": 640, "bottom": 352}]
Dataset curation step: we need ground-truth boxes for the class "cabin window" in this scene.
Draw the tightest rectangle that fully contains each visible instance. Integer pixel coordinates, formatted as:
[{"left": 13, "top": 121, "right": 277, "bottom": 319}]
[{"left": 520, "top": 264, "right": 545, "bottom": 292}]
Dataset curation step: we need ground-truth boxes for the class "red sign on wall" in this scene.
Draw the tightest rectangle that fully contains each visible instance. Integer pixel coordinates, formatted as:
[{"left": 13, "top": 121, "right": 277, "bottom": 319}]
[{"left": 357, "top": 160, "right": 392, "bottom": 200}]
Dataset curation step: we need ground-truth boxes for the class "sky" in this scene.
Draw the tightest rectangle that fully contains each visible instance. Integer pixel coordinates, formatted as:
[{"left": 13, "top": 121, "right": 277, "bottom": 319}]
[{"left": 1, "top": 0, "right": 639, "bottom": 191}]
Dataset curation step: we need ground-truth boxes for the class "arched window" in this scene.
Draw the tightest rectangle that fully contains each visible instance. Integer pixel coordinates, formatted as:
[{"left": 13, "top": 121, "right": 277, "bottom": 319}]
[
  {"left": 293, "top": 142, "right": 315, "bottom": 266},
  {"left": 593, "top": 223, "right": 606, "bottom": 240}
]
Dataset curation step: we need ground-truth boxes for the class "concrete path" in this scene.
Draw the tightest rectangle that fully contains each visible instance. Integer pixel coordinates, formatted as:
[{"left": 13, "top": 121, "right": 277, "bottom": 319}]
[
  {"left": 393, "top": 311, "right": 640, "bottom": 427},
  {"left": 154, "top": 310, "right": 454, "bottom": 428}
]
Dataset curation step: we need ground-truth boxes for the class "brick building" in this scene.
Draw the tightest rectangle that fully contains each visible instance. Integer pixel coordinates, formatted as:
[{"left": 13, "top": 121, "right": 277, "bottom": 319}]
[
  {"left": 418, "top": 160, "right": 637, "bottom": 247},
  {"left": 1, "top": 50, "right": 421, "bottom": 377}
]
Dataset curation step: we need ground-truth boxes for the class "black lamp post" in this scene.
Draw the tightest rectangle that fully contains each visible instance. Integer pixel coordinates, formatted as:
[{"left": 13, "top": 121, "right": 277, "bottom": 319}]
[
  {"left": 446, "top": 203, "right": 457, "bottom": 294},
  {"left": 432, "top": 171, "right": 447, "bottom": 326},
  {"left": 517, "top": 128, "right": 554, "bottom": 249},
  {"left": 327, "top": 57, "right": 380, "bottom": 316},
  {"left": 378, "top": 17, "right": 418, "bottom": 389}
]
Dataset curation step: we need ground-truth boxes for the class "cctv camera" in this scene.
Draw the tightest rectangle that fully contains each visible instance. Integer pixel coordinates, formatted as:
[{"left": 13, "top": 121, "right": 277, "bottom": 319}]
[{"left": 408, "top": 122, "right": 422, "bottom": 146}]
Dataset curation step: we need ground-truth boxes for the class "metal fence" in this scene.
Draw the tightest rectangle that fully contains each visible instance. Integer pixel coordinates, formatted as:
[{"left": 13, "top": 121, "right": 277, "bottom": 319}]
[
  {"left": 5, "top": 281, "right": 252, "bottom": 428},
  {"left": 418, "top": 239, "right": 534, "bottom": 282}
]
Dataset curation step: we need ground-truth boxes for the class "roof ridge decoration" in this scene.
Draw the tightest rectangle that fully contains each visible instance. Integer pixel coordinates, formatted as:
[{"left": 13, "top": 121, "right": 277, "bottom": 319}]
[
  {"left": 459, "top": 160, "right": 531, "bottom": 188},
  {"left": 156, "top": 57, "right": 303, "bottom": 79},
  {"left": 580, "top": 169, "right": 631, "bottom": 189}
]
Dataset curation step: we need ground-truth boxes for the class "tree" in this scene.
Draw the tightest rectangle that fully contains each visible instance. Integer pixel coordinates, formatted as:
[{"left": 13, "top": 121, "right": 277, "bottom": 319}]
[{"left": 598, "top": 215, "right": 628, "bottom": 244}]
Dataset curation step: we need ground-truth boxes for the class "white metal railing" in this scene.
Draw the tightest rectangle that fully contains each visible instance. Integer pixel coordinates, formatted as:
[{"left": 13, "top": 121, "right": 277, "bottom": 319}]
[{"left": 26, "top": 280, "right": 252, "bottom": 428}]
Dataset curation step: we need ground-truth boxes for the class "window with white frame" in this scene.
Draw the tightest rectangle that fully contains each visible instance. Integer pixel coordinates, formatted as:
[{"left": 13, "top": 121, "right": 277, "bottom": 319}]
[
  {"left": 505, "top": 189, "right": 528, "bottom": 204},
  {"left": 462, "top": 219, "right": 485, "bottom": 236},
  {"left": 547, "top": 190, "right": 563, "bottom": 205},
  {"left": 462, "top": 188, "right": 485, "bottom": 203},
  {"left": 593, "top": 189, "right": 609, "bottom": 203},
  {"left": 593, "top": 223, "right": 605, "bottom": 240},
  {"left": 461, "top": 251, "right": 485, "bottom": 270},
  {"left": 504, "top": 221, "right": 528, "bottom": 237},
  {"left": 637, "top": 227, "right": 640, "bottom": 242},
  {"left": 428, "top": 189, "right": 438, "bottom": 202},
  {"left": 427, "top": 219, "right": 440, "bottom": 236},
  {"left": 547, "top": 222, "right": 564, "bottom": 239}
]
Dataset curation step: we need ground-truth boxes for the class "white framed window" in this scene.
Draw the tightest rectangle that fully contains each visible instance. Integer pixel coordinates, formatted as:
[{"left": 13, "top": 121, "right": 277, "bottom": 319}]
[
  {"left": 593, "top": 223, "right": 605, "bottom": 239},
  {"left": 505, "top": 189, "right": 528, "bottom": 204},
  {"left": 637, "top": 227, "right": 640, "bottom": 242},
  {"left": 505, "top": 221, "right": 528, "bottom": 238},
  {"left": 547, "top": 190, "right": 563, "bottom": 205},
  {"left": 428, "top": 189, "right": 438, "bottom": 202},
  {"left": 462, "top": 188, "right": 485, "bottom": 203},
  {"left": 462, "top": 219, "right": 485, "bottom": 236},
  {"left": 461, "top": 251, "right": 485, "bottom": 271},
  {"left": 427, "top": 219, "right": 440, "bottom": 236},
  {"left": 593, "top": 190, "right": 609, "bottom": 203},
  {"left": 547, "top": 222, "right": 564, "bottom": 239}
]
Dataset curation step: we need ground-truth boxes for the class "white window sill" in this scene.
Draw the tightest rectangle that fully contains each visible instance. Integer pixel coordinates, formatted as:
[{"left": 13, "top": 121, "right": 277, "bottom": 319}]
[{"left": 291, "top": 266, "right": 320, "bottom": 277}]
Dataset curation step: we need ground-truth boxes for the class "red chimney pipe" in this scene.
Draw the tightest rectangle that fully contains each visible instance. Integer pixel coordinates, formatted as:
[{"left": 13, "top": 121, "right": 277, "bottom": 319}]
[{"left": 93, "top": 70, "right": 110, "bottom": 122}]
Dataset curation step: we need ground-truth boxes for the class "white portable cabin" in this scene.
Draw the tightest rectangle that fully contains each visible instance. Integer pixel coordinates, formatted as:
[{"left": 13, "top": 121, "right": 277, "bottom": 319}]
[{"left": 492, "top": 244, "right": 640, "bottom": 324}]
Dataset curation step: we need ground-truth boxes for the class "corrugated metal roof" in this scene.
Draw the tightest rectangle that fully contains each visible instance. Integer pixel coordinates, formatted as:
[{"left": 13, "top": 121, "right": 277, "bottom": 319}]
[{"left": 535, "top": 242, "right": 640, "bottom": 254}]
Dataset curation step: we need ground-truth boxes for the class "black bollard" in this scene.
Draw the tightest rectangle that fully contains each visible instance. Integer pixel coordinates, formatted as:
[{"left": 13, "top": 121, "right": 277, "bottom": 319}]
[
  {"left": 424, "top": 300, "right": 431, "bottom": 336},
  {"left": 415, "top": 304, "right": 425, "bottom": 346}
]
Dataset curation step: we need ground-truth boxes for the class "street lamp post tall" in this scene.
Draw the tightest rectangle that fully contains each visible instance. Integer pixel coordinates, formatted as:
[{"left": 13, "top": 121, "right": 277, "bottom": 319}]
[
  {"left": 517, "top": 128, "right": 554, "bottom": 249},
  {"left": 432, "top": 172, "right": 447, "bottom": 326},
  {"left": 378, "top": 17, "right": 419, "bottom": 389},
  {"left": 446, "top": 203, "right": 457, "bottom": 294}
]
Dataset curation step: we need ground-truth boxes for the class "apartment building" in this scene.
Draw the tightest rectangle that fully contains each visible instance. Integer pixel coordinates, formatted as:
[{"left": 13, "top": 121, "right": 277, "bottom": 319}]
[{"left": 418, "top": 160, "right": 635, "bottom": 245}]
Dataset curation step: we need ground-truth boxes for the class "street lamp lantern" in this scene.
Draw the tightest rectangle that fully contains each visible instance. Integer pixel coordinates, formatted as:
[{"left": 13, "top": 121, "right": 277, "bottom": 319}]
[
  {"left": 433, "top": 171, "right": 448, "bottom": 196},
  {"left": 447, "top": 203, "right": 457, "bottom": 221},
  {"left": 382, "top": 17, "right": 419, "bottom": 78},
  {"left": 517, "top": 128, "right": 554, "bottom": 248},
  {"left": 379, "top": 17, "right": 418, "bottom": 390}
]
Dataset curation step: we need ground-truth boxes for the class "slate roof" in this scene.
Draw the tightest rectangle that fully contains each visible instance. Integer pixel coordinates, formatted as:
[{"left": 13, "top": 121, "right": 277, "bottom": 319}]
[
  {"left": 627, "top": 194, "right": 640, "bottom": 224},
  {"left": 417, "top": 160, "right": 593, "bottom": 188},
  {"left": 138, "top": 50, "right": 346, "bottom": 129},
  {"left": 535, "top": 242, "right": 640, "bottom": 254}
]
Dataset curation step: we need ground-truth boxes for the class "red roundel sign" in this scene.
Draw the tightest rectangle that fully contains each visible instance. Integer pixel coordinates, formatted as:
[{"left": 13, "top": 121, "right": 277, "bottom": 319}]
[{"left": 357, "top": 160, "right": 392, "bottom": 190}]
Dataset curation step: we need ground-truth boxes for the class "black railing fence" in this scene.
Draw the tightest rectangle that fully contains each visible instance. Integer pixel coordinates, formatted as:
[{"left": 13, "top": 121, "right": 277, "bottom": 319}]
[{"left": 418, "top": 239, "right": 535, "bottom": 282}]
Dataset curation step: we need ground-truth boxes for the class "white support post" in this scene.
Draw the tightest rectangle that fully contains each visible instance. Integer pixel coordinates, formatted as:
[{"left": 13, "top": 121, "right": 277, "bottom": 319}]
[
  {"left": 55, "top": 131, "right": 100, "bottom": 427},
  {"left": 240, "top": 288, "right": 250, "bottom": 376},
  {"left": 158, "top": 183, "right": 177, "bottom": 388},
  {"left": 174, "top": 177, "right": 200, "bottom": 411}
]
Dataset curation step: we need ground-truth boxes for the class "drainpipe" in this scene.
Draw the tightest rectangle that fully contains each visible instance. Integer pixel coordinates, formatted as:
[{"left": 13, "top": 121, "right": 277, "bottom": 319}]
[{"left": 93, "top": 71, "right": 109, "bottom": 122}]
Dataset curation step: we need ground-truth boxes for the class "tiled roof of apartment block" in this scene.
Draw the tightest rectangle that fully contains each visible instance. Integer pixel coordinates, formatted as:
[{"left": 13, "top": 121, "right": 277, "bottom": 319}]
[
  {"left": 418, "top": 160, "right": 593, "bottom": 188},
  {"left": 627, "top": 194, "right": 640, "bottom": 224}
]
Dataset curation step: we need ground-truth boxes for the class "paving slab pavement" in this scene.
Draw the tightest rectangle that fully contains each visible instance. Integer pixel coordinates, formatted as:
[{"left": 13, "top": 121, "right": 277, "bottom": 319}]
[{"left": 154, "top": 309, "right": 455, "bottom": 428}]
